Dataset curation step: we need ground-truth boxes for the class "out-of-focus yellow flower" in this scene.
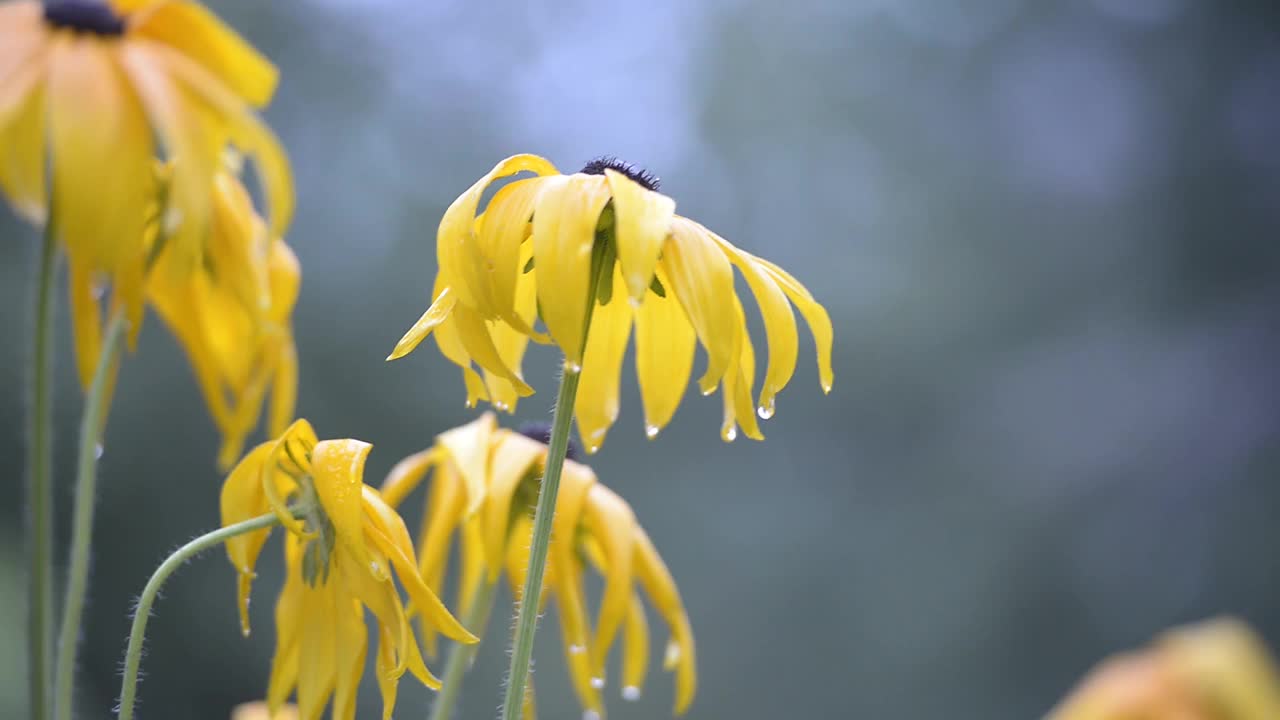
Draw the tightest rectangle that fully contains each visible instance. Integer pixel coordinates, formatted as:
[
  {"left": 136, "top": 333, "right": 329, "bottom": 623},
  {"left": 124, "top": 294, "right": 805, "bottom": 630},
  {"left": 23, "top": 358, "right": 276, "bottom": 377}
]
[
  {"left": 1048, "top": 617, "right": 1280, "bottom": 720},
  {"left": 0, "top": 0, "right": 292, "bottom": 337},
  {"left": 387, "top": 154, "right": 832, "bottom": 453},
  {"left": 231, "top": 701, "right": 299, "bottom": 720},
  {"left": 380, "top": 413, "right": 697, "bottom": 718},
  {"left": 220, "top": 419, "right": 478, "bottom": 720},
  {"left": 147, "top": 163, "right": 300, "bottom": 470}
]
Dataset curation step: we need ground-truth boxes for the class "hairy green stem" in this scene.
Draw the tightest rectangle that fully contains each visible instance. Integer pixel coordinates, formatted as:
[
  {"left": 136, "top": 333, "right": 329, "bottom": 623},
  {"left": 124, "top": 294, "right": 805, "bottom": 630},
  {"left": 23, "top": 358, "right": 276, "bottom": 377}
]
[
  {"left": 428, "top": 579, "right": 499, "bottom": 720},
  {"left": 117, "top": 511, "right": 285, "bottom": 720},
  {"left": 500, "top": 238, "right": 610, "bottom": 720},
  {"left": 54, "top": 311, "right": 126, "bottom": 720},
  {"left": 28, "top": 219, "right": 57, "bottom": 720}
]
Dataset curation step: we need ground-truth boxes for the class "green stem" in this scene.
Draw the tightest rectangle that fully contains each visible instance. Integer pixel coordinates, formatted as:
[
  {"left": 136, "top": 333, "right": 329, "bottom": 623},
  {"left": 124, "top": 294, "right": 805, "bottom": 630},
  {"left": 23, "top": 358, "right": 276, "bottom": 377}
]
[
  {"left": 53, "top": 311, "right": 127, "bottom": 720},
  {"left": 117, "top": 512, "right": 284, "bottom": 720},
  {"left": 428, "top": 579, "right": 499, "bottom": 720},
  {"left": 28, "top": 219, "right": 57, "bottom": 720},
  {"left": 500, "top": 240, "right": 610, "bottom": 720}
]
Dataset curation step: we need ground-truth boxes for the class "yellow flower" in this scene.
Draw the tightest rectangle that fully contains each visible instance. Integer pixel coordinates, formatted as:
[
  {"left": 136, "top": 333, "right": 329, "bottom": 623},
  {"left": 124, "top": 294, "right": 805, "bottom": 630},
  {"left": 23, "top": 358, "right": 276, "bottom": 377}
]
[
  {"left": 1048, "top": 617, "right": 1280, "bottom": 720},
  {"left": 220, "top": 419, "right": 477, "bottom": 720},
  {"left": 388, "top": 154, "right": 833, "bottom": 453},
  {"left": 147, "top": 162, "right": 300, "bottom": 470},
  {"left": 231, "top": 701, "right": 299, "bottom": 720},
  {"left": 380, "top": 413, "right": 697, "bottom": 718},
  {"left": 0, "top": 0, "right": 292, "bottom": 337}
]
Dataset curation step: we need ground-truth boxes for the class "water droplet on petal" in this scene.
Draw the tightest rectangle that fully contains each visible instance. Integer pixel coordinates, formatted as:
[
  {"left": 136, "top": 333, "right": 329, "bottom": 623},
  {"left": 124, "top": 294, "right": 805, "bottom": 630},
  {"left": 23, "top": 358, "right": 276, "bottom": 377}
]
[
  {"left": 644, "top": 424, "right": 660, "bottom": 439},
  {"left": 821, "top": 381, "right": 833, "bottom": 394},
  {"left": 723, "top": 426, "right": 737, "bottom": 442},
  {"left": 94, "top": 442, "right": 104, "bottom": 459},
  {"left": 569, "top": 644, "right": 586, "bottom": 655},
  {"left": 700, "top": 386, "right": 715, "bottom": 397},
  {"left": 622, "top": 686, "right": 641, "bottom": 701},
  {"left": 664, "top": 643, "right": 681, "bottom": 664},
  {"left": 566, "top": 362, "right": 583, "bottom": 374},
  {"left": 590, "top": 676, "right": 605, "bottom": 689},
  {"left": 756, "top": 404, "right": 774, "bottom": 420},
  {"left": 586, "top": 444, "right": 599, "bottom": 455},
  {"left": 241, "top": 627, "right": 251, "bottom": 638},
  {"left": 628, "top": 296, "right": 642, "bottom": 308}
]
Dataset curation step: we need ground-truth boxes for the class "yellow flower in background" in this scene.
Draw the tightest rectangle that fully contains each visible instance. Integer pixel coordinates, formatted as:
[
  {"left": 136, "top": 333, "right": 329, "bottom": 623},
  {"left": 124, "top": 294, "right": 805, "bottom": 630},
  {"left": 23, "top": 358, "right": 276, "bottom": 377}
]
[
  {"left": 0, "top": 0, "right": 293, "bottom": 329},
  {"left": 220, "top": 420, "right": 477, "bottom": 720},
  {"left": 231, "top": 701, "right": 299, "bottom": 720},
  {"left": 148, "top": 162, "right": 300, "bottom": 470},
  {"left": 388, "top": 154, "right": 833, "bottom": 453},
  {"left": 381, "top": 413, "right": 697, "bottom": 717},
  {"left": 1048, "top": 617, "right": 1280, "bottom": 720}
]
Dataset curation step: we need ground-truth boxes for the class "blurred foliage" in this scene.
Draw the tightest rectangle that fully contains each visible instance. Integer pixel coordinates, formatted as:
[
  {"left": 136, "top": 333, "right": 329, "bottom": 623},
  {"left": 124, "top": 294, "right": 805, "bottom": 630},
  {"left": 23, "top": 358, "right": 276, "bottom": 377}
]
[{"left": 1, "top": 0, "right": 1278, "bottom": 718}]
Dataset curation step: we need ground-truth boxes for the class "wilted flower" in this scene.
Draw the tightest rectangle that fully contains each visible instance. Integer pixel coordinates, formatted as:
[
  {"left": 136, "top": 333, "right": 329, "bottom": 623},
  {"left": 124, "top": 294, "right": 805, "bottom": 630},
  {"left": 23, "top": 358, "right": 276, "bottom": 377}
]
[
  {"left": 220, "top": 419, "right": 477, "bottom": 720},
  {"left": 381, "top": 413, "right": 697, "bottom": 717},
  {"left": 388, "top": 154, "right": 832, "bottom": 452},
  {"left": 1049, "top": 617, "right": 1280, "bottom": 720}
]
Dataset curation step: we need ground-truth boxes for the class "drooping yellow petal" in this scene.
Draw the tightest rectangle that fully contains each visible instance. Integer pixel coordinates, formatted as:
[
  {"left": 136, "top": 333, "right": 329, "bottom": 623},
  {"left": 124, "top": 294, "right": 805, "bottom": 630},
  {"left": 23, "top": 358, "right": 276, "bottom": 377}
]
[
  {"left": 633, "top": 267, "right": 696, "bottom": 437},
  {"left": 436, "top": 412, "right": 496, "bottom": 516},
  {"left": 310, "top": 439, "right": 374, "bottom": 568},
  {"left": 437, "top": 154, "right": 559, "bottom": 315},
  {"left": 261, "top": 419, "right": 317, "bottom": 537},
  {"left": 453, "top": 302, "right": 533, "bottom": 398},
  {"left": 531, "top": 173, "right": 612, "bottom": 365},
  {"left": 574, "top": 267, "right": 633, "bottom": 454},
  {"left": 553, "top": 551, "right": 603, "bottom": 715},
  {"left": 633, "top": 526, "right": 697, "bottom": 715},
  {"left": 622, "top": 592, "right": 651, "bottom": 698},
  {"left": 329, "top": 597, "right": 368, "bottom": 720},
  {"left": 605, "top": 169, "right": 676, "bottom": 303},
  {"left": 482, "top": 242, "right": 541, "bottom": 411},
  {"left": 67, "top": 259, "right": 103, "bottom": 391},
  {"left": 582, "top": 484, "right": 637, "bottom": 682},
  {"left": 379, "top": 447, "right": 438, "bottom": 510},
  {"left": 130, "top": 0, "right": 278, "bottom": 106},
  {"left": 415, "top": 462, "right": 465, "bottom": 656},
  {"left": 294, "top": 584, "right": 338, "bottom": 720},
  {"left": 662, "top": 218, "right": 739, "bottom": 395},
  {"left": 457, "top": 517, "right": 486, "bottom": 617},
  {"left": 720, "top": 298, "right": 763, "bottom": 442},
  {"left": 482, "top": 432, "right": 545, "bottom": 579},
  {"left": 387, "top": 286, "right": 456, "bottom": 361},
  {"left": 0, "top": 49, "right": 48, "bottom": 224},
  {"left": 219, "top": 442, "right": 275, "bottom": 635},
  {"left": 476, "top": 177, "right": 547, "bottom": 333},
  {"left": 1158, "top": 617, "right": 1280, "bottom": 718},
  {"left": 269, "top": 332, "right": 298, "bottom": 439},
  {"left": 755, "top": 256, "right": 835, "bottom": 393}
]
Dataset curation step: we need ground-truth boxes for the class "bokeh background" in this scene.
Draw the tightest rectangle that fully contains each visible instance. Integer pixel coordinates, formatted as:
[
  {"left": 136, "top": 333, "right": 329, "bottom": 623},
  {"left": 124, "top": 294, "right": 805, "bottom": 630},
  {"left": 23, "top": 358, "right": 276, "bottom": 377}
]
[{"left": 3, "top": 0, "right": 1280, "bottom": 718}]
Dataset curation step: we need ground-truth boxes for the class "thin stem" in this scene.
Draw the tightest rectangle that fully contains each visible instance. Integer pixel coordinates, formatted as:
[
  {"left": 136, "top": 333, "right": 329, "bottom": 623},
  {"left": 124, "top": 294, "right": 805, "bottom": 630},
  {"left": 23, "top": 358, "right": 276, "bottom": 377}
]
[
  {"left": 54, "top": 310, "right": 127, "bottom": 720},
  {"left": 117, "top": 512, "right": 284, "bottom": 720},
  {"left": 428, "top": 579, "right": 500, "bottom": 720},
  {"left": 28, "top": 219, "right": 57, "bottom": 720},
  {"left": 500, "top": 242, "right": 610, "bottom": 720}
]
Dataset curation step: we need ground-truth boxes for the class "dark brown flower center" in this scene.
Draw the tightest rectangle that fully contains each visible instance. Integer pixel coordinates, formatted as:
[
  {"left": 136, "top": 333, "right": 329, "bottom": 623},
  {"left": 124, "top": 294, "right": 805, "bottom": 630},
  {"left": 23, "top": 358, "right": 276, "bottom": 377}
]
[
  {"left": 44, "top": 0, "right": 125, "bottom": 36},
  {"left": 517, "top": 421, "right": 581, "bottom": 461},
  {"left": 580, "top": 156, "right": 660, "bottom": 192}
]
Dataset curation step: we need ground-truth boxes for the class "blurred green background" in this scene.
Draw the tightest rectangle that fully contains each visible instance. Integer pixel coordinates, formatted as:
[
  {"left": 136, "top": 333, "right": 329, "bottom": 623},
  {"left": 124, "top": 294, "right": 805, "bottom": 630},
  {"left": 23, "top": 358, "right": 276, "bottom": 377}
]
[{"left": 3, "top": 0, "right": 1280, "bottom": 718}]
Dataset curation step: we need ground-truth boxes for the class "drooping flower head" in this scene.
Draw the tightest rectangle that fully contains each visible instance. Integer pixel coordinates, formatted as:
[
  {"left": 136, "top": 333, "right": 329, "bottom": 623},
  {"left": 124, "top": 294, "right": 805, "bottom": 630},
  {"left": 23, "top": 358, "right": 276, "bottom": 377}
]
[
  {"left": 1049, "top": 617, "right": 1280, "bottom": 719},
  {"left": 220, "top": 419, "right": 477, "bottom": 720},
  {"left": 0, "top": 0, "right": 293, "bottom": 336},
  {"left": 380, "top": 413, "right": 697, "bottom": 718},
  {"left": 148, "top": 158, "right": 300, "bottom": 470},
  {"left": 388, "top": 154, "right": 833, "bottom": 453}
]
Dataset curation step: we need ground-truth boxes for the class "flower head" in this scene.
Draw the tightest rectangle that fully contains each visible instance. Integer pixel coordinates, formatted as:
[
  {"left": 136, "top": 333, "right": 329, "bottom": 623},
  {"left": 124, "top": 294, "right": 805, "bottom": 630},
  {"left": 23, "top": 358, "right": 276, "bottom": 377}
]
[
  {"left": 220, "top": 419, "right": 477, "bottom": 720},
  {"left": 1049, "top": 617, "right": 1280, "bottom": 720},
  {"left": 0, "top": 0, "right": 293, "bottom": 334},
  {"left": 380, "top": 413, "right": 697, "bottom": 717},
  {"left": 147, "top": 160, "right": 300, "bottom": 469},
  {"left": 388, "top": 154, "right": 833, "bottom": 453}
]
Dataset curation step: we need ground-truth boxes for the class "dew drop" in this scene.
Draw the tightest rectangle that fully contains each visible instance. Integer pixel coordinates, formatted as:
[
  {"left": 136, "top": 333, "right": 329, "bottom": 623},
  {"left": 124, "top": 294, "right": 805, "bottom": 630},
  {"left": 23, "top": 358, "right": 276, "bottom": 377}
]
[
  {"left": 664, "top": 643, "right": 681, "bottom": 664},
  {"left": 699, "top": 386, "right": 715, "bottom": 397},
  {"left": 628, "top": 296, "right": 642, "bottom": 309},
  {"left": 723, "top": 426, "right": 737, "bottom": 442},
  {"left": 586, "top": 444, "right": 599, "bottom": 455},
  {"left": 241, "top": 627, "right": 251, "bottom": 638},
  {"left": 644, "top": 424, "right": 660, "bottom": 439},
  {"left": 568, "top": 644, "right": 586, "bottom": 655},
  {"left": 566, "top": 362, "right": 583, "bottom": 374},
  {"left": 756, "top": 404, "right": 774, "bottom": 420},
  {"left": 94, "top": 442, "right": 104, "bottom": 459},
  {"left": 622, "top": 686, "right": 641, "bottom": 701},
  {"left": 590, "top": 676, "right": 605, "bottom": 690},
  {"left": 821, "top": 381, "right": 833, "bottom": 394}
]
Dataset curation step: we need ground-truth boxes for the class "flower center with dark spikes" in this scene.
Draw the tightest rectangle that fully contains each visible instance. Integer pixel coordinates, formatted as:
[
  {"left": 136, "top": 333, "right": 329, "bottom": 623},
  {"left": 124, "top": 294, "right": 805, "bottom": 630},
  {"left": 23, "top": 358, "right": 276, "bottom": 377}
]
[
  {"left": 580, "top": 156, "right": 660, "bottom": 192},
  {"left": 517, "top": 421, "right": 581, "bottom": 462},
  {"left": 44, "top": 0, "right": 126, "bottom": 36}
]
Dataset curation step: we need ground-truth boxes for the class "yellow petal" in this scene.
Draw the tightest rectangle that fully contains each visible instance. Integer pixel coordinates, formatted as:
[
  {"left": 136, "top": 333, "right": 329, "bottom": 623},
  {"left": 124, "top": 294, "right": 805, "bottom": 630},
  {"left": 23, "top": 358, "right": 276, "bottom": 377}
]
[
  {"left": 574, "top": 267, "right": 632, "bottom": 454},
  {"left": 633, "top": 266, "right": 696, "bottom": 437},
  {"left": 605, "top": 169, "right": 676, "bottom": 302},
  {"left": 437, "top": 154, "right": 559, "bottom": 316},
  {"left": 457, "top": 517, "right": 485, "bottom": 617},
  {"left": 582, "top": 484, "right": 637, "bottom": 682},
  {"left": 662, "top": 218, "right": 739, "bottom": 394},
  {"left": 482, "top": 432, "right": 545, "bottom": 580},
  {"left": 553, "top": 551, "right": 603, "bottom": 715},
  {"left": 482, "top": 242, "right": 541, "bottom": 411},
  {"left": 437, "top": 412, "right": 496, "bottom": 516},
  {"left": 633, "top": 526, "right": 697, "bottom": 714},
  {"left": 387, "top": 286, "right": 456, "bottom": 361},
  {"left": 720, "top": 298, "right": 763, "bottom": 442},
  {"left": 453, "top": 302, "right": 533, "bottom": 398},
  {"left": 1159, "top": 617, "right": 1280, "bottom": 718},
  {"left": 67, "top": 260, "right": 103, "bottom": 391},
  {"left": 261, "top": 419, "right": 317, "bottom": 537},
  {"left": 219, "top": 441, "right": 275, "bottom": 635},
  {"left": 415, "top": 461, "right": 465, "bottom": 656},
  {"left": 0, "top": 45, "right": 48, "bottom": 224},
  {"left": 50, "top": 38, "right": 152, "bottom": 273},
  {"left": 755, "top": 256, "right": 835, "bottom": 393},
  {"left": 266, "top": 547, "right": 302, "bottom": 711},
  {"left": 130, "top": 0, "right": 278, "bottom": 106},
  {"left": 269, "top": 331, "right": 298, "bottom": 439},
  {"left": 477, "top": 177, "right": 547, "bottom": 332},
  {"left": 532, "top": 173, "right": 612, "bottom": 365},
  {"left": 295, "top": 584, "right": 338, "bottom": 720},
  {"left": 310, "top": 438, "right": 374, "bottom": 565},
  {"left": 622, "top": 592, "right": 650, "bottom": 698},
  {"left": 378, "top": 447, "right": 438, "bottom": 510},
  {"left": 329, "top": 596, "right": 368, "bottom": 720}
]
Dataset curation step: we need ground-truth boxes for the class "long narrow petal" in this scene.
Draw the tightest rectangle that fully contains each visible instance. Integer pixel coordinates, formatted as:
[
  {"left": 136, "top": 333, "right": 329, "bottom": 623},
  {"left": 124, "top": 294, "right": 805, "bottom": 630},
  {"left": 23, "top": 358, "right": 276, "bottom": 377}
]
[
  {"left": 388, "top": 286, "right": 456, "bottom": 361},
  {"left": 477, "top": 177, "right": 546, "bottom": 331},
  {"left": 130, "top": 0, "right": 278, "bottom": 106},
  {"left": 453, "top": 303, "right": 533, "bottom": 398},
  {"left": 310, "top": 439, "right": 374, "bottom": 567},
  {"left": 266, "top": 542, "right": 304, "bottom": 711},
  {"left": 67, "top": 259, "right": 103, "bottom": 391},
  {"left": 662, "top": 218, "right": 738, "bottom": 394},
  {"left": 269, "top": 331, "right": 298, "bottom": 438},
  {"left": 553, "top": 553, "right": 604, "bottom": 715},
  {"left": 633, "top": 526, "right": 697, "bottom": 715},
  {"left": 436, "top": 412, "right": 496, "bottom": 516},
  {"left": 532, "top": 173, "right": 612, "bottom": 365},
  {"left": 574, "top": 268, "right": 632, "bottom": 454},
  {"left": 438, "top": 155, "right": 558, "bottom": 315},
  {"left": 0, "top": 46, "right": 48, "bottom": 224},
  {"left": 483, "top": 242, "right": 540, "bottom": 411},
  {"left": 622, "top": 592, "right": 651, "bottom": 698},
  {"left": 633, "top": 267, "right": 696, "bottom": 437},
  {"left": 582, "top": 485, "right": 637, "bottom": 682},
  {"left": 755, "top": 256, "right": 835, "bottom": 393},
  {"left": 720, "top": 298, "right": 763, "bottom": 442},
  {"left": 605, "top": 169, "right": 676, "bottom": 302},
  {"left": 295, "top": 585, "right": 338, "bottom": 720},
  {"left": 482, "top": 433, "right": 545, "bottom": 579},
  {"left": 329, "top": 596, "right": 368, "bottom": 720},
  {"left": 219, "top": 442, "right": 275, "bottom": 635},
  {"left": 379, "top": 447, "right": 438, "bottom": 510}
]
